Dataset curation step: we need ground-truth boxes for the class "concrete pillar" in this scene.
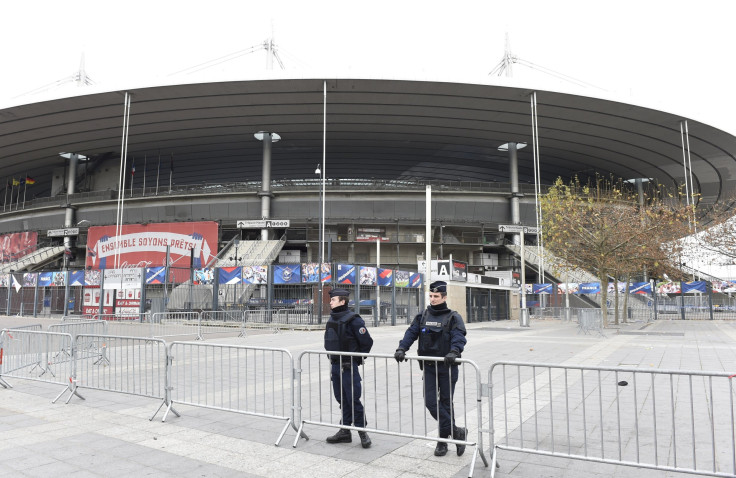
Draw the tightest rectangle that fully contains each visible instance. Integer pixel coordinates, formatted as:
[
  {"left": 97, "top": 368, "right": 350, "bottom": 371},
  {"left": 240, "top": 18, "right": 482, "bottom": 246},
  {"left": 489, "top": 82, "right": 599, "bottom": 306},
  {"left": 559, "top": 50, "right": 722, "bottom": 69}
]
[
  {"left": 508, "top": 142, "right": 522, "bottom": 245},
  {"left": 255, "top": 132, "right": 280, "bottom": 241}
]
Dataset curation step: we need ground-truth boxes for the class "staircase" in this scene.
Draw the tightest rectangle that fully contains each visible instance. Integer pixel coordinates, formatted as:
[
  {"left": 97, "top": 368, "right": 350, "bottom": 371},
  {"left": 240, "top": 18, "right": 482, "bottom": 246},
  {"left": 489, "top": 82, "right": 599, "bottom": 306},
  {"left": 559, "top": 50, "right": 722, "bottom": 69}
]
[{"left": 0, "top": 246, "right": 65, "bottom": 273}]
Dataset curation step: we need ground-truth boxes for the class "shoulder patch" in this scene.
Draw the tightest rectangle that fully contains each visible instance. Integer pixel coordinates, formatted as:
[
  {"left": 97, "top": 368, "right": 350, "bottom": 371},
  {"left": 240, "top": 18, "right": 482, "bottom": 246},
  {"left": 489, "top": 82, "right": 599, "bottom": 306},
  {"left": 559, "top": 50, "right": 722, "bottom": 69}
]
[{"left": 359, "top": 327, "right": 367, "bottom": 335}]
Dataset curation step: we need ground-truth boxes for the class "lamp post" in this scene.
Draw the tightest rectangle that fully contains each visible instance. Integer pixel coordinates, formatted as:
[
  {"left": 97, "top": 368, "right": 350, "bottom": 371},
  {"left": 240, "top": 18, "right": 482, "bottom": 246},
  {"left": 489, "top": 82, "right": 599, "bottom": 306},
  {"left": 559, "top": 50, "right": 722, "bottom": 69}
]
[{"left": 315, "top": 164, "right": 325, "bottom": 323}]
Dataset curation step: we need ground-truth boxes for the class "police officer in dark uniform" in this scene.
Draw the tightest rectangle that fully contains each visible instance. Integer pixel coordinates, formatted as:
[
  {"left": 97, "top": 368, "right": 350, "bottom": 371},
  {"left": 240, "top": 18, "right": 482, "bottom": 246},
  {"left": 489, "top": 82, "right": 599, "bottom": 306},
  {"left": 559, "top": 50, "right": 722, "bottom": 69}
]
[
  {"left": 324, "top": 288, "right": 373, "bottom": 448},
  {"left": 394, "top": 280, "right": 468, "bottom": 457}
]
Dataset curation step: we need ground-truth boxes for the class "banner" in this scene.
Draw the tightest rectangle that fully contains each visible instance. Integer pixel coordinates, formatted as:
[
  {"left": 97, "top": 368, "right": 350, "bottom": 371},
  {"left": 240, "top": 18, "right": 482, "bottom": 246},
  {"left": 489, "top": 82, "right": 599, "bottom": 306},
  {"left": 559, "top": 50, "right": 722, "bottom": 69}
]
[
  {"left": 23, "top": 272, "right": 37, "bottom": 287},
  {"left": 395, "top": 270, "right": 410, "bottom": 288},
  {"left": 194, "top": 269, "right": 215, "bottom": 285},
  {"left": 579, "top": 282, "right": 601, "bottom": 294},
  {"left": 85, "top": 270, "right": 102, "bottom": 286},
  {"left": 607, "top": 282, "right": 627, "bottom": 294},
  {"left": 557, "top": 283, "right": 579, "bottom": 294},
  {"left": 243, "top": 265, "right": 267, "bottom": 284},
  {"left": 532, "top": 283, "right": 553, "bottom": 294},
  {"left": 68, "top": 270, "right": 85, "bottom": 286},
  {"left": 656, "top": 280, "right": 681, "bottom": 294},
  {"left": 273, "top": 264, "right": 301, "bottom": 284},
  {"left": 85, "top": 221, "right": 218, "bottom": 270},
  {"left": 712, "top": 280, "right": 736, "bottom": 293},
  {"left": 0, "top": 231, "right": 37, "bottom": 262},
  {"left": 359, "top": 266, "right": 377, "bottom": 285},
  {"left": 682, "top": 281, "right": 707, "bottom": 293},
  {"left": 301, "top": 263, "right": 321, "bottom": 283},
  {"left": 409, "top": 272, "right": 422, "bottom": 288},
  {"left": 146, "top": 267, "right": 166, "bottom": 284},
  {"left": 629, "top": 282, "right": 652, "bottom": 294},
  {"left": 337, "top": 264, "right": 356, "bottom": 285},
  {"left": 378, "top": 268, "right": 393, "bottom": 286},
  {"left": 218, "top": 267, "right": 242, "bottom": 285}
]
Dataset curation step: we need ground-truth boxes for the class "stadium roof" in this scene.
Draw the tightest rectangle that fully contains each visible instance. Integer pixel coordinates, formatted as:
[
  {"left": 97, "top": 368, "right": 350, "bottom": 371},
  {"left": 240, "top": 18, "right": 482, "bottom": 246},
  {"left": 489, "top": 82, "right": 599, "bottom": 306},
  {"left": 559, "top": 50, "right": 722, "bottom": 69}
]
[{"left": 1, "top": 78, "right": 735, "bottom": 205}]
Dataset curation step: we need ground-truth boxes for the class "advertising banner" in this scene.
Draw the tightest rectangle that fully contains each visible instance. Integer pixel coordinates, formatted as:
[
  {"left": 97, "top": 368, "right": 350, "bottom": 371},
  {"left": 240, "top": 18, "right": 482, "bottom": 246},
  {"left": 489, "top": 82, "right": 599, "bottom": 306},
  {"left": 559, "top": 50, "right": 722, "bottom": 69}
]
[
  {"left": 146, "top": 267, "right": 166, "bottom": 284},
  {"left": 532, "top": 283, "right": 553, "bottom": 294},
  {"left": 395, "top": 270, "right": 410, "bottom": 288},
  {"left": 656, "top": 280, "right": 681, "bottom": 294},
  {"left": 273, "top": 264, "right": 301, "bottom": 284},
  {"left": 85, "top": 270, "right": 102, "bottom": 286},
  {"left": 243, "top": 265, "right": 267, "bottom": 284},
  {"left": 378, "top": 268, "right": 393, "bottom": 286},
  {"left": 23, "top": 273, "right": 37, "bottom": 287},
  {"left": 629, "top": 282, "right": 652, "bottom": 294},
  {"left": 0, "top": 231, "right": 37, "bottom": 262},
  {"left": 359, "top": 266, "right": 377, "bottom": 285},
  {"left": 194, "top": 269, "right": 215, "bottom": 285},
  {"left": 579, "top": 282, "right": 601, "bottom": 294},
  {"left": 68, "top": 271, "right": 85, "bottom": 286},
  {"left": 85, "top": 221, "right": 218, "bottom": 270},
  {"left": 557, "top": 283, "right": 579, "bottom": 294},
  {"left": 409, "top": 272, "right": 422, "bottom": 288},
  {"left": 682, "top": 281, "right": 707, "bottom": 293},
  {"left": 451, "top": 260, "right": 467, "bottom": 282},
  {"left": 218, "top": 267, "right": 242, "bottom": 285},
  {"left": 712, "top": 280, "right": 736, "bottom": 293},
  {"left": 337, "top": 264, "right": 356, "bottom": 285}
]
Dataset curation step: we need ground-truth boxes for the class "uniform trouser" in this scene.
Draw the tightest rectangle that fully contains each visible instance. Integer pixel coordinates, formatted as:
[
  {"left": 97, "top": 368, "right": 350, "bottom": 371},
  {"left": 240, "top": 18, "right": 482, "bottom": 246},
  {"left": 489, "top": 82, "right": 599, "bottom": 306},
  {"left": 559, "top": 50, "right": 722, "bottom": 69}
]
[
  {"left": 330, "top": 361, "right": 366, "bottom": 427},
  {"left": 423, "top": 362, "right": 459, "bottom": 438}
]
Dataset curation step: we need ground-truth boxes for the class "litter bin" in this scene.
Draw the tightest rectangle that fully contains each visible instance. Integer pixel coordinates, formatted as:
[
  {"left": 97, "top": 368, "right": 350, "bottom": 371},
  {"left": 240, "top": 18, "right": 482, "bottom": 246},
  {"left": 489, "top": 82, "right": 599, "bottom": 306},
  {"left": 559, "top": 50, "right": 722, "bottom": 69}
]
[{"left": 519, "top": 308, "right": 530, "bottom": 327}]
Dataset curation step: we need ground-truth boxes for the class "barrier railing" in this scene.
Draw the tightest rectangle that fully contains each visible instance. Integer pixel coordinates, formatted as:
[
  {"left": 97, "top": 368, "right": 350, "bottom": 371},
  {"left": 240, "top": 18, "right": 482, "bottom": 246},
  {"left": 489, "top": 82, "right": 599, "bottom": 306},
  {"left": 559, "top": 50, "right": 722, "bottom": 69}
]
[
  {"left": 150, "top": 312, "right": 202, "bottom": 340},
  {"left": 0, "top": 329, "right": 74, "bottom": 395},
  {"left": 198, "top": 310, "right": 246, "bottom": 338},
  {"left": 5, "top": 323, "right": 43, "bottom": 331},
  {"left": 293, "top": 350, "right": 488, "bottom": 476},
  {"left": 164, "top": 342, "right": 302, "bottom": 445},
  {"left": 68, "top": 334, "right": 171, "bottom": 420},
  {"left": 577, "top": 309, "right": 606, "bottom": 337},
  {"left": 488, "top": 361, "right": 736, "bottom": 478}
]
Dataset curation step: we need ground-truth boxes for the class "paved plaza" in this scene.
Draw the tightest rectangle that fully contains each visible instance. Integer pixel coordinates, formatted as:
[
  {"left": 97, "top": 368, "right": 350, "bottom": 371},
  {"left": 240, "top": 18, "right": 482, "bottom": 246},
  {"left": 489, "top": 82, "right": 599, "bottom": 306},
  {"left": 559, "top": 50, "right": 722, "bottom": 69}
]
[{"left": 1, "top": 315, "right": 735, "bottom": 478}]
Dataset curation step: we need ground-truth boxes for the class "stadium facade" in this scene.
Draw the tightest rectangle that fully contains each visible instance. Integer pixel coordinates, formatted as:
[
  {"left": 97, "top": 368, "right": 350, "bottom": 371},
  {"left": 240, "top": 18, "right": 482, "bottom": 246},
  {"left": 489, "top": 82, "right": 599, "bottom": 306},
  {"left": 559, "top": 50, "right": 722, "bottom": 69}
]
[{"left": 1, "top": 77, "right": 735, "bottom": 321}]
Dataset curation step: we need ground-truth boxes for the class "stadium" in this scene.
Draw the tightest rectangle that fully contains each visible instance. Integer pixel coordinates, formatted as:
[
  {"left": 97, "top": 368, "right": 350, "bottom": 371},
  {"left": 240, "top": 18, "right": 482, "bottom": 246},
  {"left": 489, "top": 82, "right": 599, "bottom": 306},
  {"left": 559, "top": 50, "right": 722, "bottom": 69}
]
[{"left": 1, "top": 76, "right": 735, "bottom": 322}]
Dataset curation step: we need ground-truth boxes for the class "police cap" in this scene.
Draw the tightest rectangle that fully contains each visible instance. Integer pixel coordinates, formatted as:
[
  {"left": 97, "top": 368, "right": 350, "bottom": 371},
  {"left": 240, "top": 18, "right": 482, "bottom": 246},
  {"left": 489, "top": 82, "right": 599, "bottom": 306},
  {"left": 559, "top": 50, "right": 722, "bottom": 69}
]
[
  {"left": 429, "top": 281, "right": 447, "bottom": 293},
  {"left": 329, "top": 288, "right": 351, "bottom": 298}
]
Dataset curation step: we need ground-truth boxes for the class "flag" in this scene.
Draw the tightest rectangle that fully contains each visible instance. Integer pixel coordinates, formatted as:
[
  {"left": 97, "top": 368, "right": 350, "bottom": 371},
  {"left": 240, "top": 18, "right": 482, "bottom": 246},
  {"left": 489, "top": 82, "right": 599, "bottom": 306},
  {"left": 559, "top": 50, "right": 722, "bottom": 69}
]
[
  {"left": 11, "top": 178, "right": 19, "bottom": 186},
  {"left": 25, "top": 176, "right": 35, "bottom": 185},
  {"left": 131, "top": 159, "right": 136, "bottom": 176}
]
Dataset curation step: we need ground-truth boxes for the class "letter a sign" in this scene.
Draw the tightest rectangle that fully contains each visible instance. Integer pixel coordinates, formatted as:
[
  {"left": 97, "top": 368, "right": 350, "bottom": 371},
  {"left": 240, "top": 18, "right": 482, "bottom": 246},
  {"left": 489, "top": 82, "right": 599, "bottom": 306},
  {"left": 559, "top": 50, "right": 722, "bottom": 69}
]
[{"left": 437, "top": 260, "right": 450, "bottom": 278}]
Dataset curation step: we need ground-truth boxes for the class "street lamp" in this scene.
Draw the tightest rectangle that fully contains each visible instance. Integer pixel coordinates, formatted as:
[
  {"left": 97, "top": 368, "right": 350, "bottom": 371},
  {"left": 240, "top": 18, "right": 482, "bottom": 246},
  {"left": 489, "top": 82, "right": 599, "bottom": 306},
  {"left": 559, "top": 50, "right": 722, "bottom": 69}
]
[{"left": 315, "top": 164, "right": 325, "bottom": 323}]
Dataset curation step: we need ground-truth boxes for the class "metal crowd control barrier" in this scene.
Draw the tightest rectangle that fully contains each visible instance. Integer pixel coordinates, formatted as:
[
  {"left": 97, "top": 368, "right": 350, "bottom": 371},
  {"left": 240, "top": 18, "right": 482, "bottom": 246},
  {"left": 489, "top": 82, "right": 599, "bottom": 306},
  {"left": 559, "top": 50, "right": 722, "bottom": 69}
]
[
  {"left": 198, "top": 310, "right": 246, "bottom": 338},
  {"left": 164, "top": 342, "right": 302, "bottom": 445},
  {"left": 48, "top": 321, "right": 109, "bottom": 361},
  {"left": 0, "top": 329, "right": 75, "bottom": 396},
  {"left": 294, "top": 351, "right": 488, "bottom": 476},
  {"left": 65, "top": 334, "right": 172, "bottom": 420},
  {"left": 150, "top": 312, "right": 202, "bottom": 340},
  {"left": 488, "top": 361, "right": 736, "bottom": 478},
  {"left": 5, "top": 323, "right": 43, "bottom": 331},
  {"left": 577, "top": 309, "right": 606, "bottom": 337}
]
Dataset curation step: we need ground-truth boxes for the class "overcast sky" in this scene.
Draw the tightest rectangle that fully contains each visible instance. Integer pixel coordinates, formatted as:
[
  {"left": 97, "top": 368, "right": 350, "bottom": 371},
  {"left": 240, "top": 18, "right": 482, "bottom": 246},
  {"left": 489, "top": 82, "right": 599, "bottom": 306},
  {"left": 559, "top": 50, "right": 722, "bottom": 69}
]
[{"left": 2, "top": 1, "right": 735, "bottom": 134}]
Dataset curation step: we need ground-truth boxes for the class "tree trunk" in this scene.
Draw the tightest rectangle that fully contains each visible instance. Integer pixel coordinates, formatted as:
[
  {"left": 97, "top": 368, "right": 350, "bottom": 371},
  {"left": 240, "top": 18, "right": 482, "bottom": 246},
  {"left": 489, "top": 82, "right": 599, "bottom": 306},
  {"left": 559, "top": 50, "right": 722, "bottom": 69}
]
[
  {"left": 622, "top": 274, "right": 631, "bottom": 324},
  {"left": 599, "top": 271, "right": 609, "bottom": 327},
  {"left": 613, "top": 278, "right": 620, "bottom": 326}
]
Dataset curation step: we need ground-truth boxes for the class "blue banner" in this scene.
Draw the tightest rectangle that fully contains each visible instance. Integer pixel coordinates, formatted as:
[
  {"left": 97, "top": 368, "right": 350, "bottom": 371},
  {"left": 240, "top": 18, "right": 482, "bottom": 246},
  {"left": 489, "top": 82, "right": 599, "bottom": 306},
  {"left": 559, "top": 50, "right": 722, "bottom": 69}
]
[
  {"left": 532, "top": 283, "right": 553, "bottom": 294},
  {"left": 273, "top": 265, "right": 301, "bottom": 284},
  {"left": 38, "top": 272, "right": 54, "bottom": 287},
  {"left": 378, "top": 268, "right": 393, "bottom": 286},
  {"left": 579, "top": 282, "right": 601, "bottom": 294},
  {"left": 146, "top": 267, "right": 166, "bottom": 284},
  {"left": 218, "top": 267, "right": 242, "bottom": 285},
  {"left": 409, "top": 273, "right": 422, "bottom": 288},
  {"left": 682, "top": 281, "right": 707, "bottom": 293},
  {"left": 337, "top": 264, "right": 356, "bottom": 284},
  {"left": 301, "top": 263, "right": 321, "bottom": 283},
  {"left": 68, "top": 271, "right": 85, "bottom": 286},
  {"left": 629, "top": 282, "right": 652, "bottom": 294},
  {"left": 194, "top": 269, "right": 214, "bottom": 285},
  {"left": 23, "top": 272, "right": 37, "bottom": 287}
]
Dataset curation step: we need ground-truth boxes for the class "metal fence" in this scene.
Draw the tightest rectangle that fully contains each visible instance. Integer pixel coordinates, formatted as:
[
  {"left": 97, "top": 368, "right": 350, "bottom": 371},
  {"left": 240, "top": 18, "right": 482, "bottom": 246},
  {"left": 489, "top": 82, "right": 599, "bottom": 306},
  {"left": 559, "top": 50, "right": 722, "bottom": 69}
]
[
  {"left": 165, "top": 342, "right": 301, "bottom": 445},
  {"left": 488, "top": 361, "right": 736, "bottom": 477},
  {"left": 0, "top": 329, "right": 74, "bottom": 392},
  {"left": 293, "top": 350, "right": 489, "bottom": 475}
]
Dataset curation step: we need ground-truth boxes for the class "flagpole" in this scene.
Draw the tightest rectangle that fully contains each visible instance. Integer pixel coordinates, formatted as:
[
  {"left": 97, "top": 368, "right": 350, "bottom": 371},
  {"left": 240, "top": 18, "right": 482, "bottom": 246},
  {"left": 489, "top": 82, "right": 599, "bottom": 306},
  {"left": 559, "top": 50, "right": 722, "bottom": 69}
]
[
  {"left": 22, "top": 178, "right": 27, "bottom": 209},
  {"left": 156, "top": 151, "right": 161, "bottom": 196},
  {"left": 169, "top": 153, "right": 173, "bottom": 193},
  {"left": 15, "top": 180, "right": 21, "bottom": 211},
  {"left": 130, "top": 156, "right": 135, "bottom": 198},
  {"left": 3, "top": 178, "right": 7, "bottom": 212},
  {"left": 142, "top": 154, "right": 147, "bottom": 196}
]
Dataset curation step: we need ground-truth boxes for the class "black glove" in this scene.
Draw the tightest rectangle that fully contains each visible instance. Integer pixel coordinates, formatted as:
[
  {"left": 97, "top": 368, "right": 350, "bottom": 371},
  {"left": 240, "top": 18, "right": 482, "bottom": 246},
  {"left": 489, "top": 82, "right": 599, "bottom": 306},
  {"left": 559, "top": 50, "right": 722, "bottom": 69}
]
[
  {"left": 341, "top": 362, "right": 351, "bottom": 372},
  {"left": 444, "top": 349, "right": 460, "bottom": 365},
  {"left": 394, "top": 348, "right": 406, "bottom": 362}
]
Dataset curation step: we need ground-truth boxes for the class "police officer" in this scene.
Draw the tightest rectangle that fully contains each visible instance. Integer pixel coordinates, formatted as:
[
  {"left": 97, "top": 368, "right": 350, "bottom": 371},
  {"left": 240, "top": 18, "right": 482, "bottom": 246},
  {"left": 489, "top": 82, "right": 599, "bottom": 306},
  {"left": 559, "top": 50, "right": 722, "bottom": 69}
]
[
  {"left": 394, "top": 280, "right": 468, "bottom": 457},
  {"left": 324, "top": 288, "right": 373, "bottom": 448}
]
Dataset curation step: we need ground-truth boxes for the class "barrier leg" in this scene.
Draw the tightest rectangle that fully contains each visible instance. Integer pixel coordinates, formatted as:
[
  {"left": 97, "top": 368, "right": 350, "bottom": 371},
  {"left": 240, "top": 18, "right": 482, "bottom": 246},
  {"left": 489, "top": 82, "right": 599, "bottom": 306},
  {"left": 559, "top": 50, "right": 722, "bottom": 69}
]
[
  {"left": 292, "top": 421, "right": 306, "bottom": 448},
  {"left": 490, "top": 446, "right": 500, "bottom": 478},
  {"left": 52, "top": 377, "right": 85, "bottom": 404},
  {"left": 0, "top": 376, "right": 11, "bottom": 389},
  {"left": 160, "top": 399, "right": 180, "bottom": 422}
]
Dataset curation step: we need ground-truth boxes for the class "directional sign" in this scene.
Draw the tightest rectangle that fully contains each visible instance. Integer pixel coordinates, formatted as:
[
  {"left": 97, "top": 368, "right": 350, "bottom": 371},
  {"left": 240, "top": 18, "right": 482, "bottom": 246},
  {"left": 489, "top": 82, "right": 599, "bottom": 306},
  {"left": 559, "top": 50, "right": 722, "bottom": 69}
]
[
  {"left": 498, "top": 224, "right": 539, "bottom": 234},
  {"left": 237, "top": 220, "right": 290, "bottom": 229},
  {"left": 47, "top": 227, "right": 80, "bottom": 237}
]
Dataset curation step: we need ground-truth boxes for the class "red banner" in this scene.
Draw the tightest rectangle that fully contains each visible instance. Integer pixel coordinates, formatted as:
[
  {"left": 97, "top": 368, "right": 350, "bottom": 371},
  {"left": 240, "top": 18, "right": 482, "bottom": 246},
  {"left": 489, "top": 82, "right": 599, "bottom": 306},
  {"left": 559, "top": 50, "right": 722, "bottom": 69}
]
[
  {"left": 85, "top": 221, "right": 218, "bottom": 270},
  {"left": 0, "top": 231, "right": 37, "bottom": 262}
]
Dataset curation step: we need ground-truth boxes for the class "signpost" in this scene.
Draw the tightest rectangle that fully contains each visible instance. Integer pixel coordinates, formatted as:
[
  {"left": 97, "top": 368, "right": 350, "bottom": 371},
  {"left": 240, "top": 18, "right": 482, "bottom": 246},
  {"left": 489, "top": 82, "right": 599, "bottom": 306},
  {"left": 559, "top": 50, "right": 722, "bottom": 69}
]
[
  {"left": 237, "top": 220, "right": 290, "bottom": 229},
  {"left": 47, "top": 228, "right": 80, "bottom": 237}
]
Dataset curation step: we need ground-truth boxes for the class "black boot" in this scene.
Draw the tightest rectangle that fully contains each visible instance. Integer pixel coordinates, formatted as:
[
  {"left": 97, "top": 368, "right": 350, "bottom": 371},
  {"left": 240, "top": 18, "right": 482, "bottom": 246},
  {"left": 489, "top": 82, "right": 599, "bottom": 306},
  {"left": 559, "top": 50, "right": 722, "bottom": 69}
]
[
  {"left": 358, "top": 431, "right": 371, "bottom": 448},
  {"left": 326, "top": 428, "right": 352, "bottom": 444},
  {"left": 434, "top": 441, "right": 448, "bottom": 456},
  {"left": 454, "top": 427, "right": 467, "bottom": 456}
]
